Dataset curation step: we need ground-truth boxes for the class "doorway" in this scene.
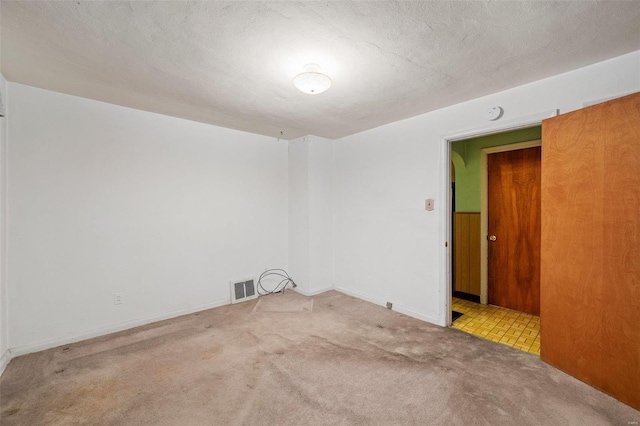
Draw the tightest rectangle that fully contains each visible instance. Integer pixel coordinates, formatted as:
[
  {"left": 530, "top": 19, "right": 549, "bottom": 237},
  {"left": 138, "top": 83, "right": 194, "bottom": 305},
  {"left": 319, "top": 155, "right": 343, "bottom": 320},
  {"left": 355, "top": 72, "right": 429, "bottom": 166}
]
[{"left": 449, "top": 127, "right": 542, "bottom": 354}]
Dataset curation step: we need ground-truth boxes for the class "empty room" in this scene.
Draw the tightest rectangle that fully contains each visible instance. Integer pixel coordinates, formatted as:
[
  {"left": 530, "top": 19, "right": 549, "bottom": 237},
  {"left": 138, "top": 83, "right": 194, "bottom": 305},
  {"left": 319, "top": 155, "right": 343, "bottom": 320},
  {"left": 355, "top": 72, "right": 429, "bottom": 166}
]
[{"left": 1, "top": 1, "right": 639, "bottom": 424}]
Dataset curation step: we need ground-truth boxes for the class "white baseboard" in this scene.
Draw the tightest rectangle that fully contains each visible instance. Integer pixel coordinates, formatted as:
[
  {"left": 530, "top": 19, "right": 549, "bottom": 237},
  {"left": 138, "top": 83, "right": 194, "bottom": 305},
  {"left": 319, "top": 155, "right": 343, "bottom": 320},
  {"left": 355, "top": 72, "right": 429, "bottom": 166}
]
[
  {"left": 293, "top": 285, "right": 334, "bottom": 297},
  {"left": 393, "top": 303, "right": 444, "bottom": 327},
  {"left": 334, "top": 286, "right": 388, "bottom": 307},
  {"left": 0, "top": 349, "right": 11, "bottom": 377},
  {"left": 9, "top": 297, "right": 230, "bottom": 359},
  {"left": 334, "top": 286, "right": 443, "bottom": 327},
  {"left": 6, "top": 288, "right": 443, "bottom": 363}
]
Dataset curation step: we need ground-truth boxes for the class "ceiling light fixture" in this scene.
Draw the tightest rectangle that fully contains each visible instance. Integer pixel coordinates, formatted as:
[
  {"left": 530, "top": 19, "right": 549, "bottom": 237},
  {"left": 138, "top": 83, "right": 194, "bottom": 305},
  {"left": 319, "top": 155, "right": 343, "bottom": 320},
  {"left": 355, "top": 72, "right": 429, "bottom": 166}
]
[{"left": 293, "top": 64, "right": 332, "bottom": 95}]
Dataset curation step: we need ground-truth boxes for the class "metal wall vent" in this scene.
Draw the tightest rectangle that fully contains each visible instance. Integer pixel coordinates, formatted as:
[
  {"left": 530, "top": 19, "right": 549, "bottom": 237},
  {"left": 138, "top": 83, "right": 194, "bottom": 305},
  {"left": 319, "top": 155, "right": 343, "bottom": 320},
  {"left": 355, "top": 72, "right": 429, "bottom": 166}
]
[{"left": 230, "top": 279, "right": 257, "bottom": 304}]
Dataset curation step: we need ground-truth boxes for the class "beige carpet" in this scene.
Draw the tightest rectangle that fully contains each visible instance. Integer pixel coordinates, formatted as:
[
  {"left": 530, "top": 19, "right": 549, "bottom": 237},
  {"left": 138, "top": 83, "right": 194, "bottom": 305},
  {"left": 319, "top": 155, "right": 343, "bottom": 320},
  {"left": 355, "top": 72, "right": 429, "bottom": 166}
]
[
  {"left": 1, "top": 290, "right": 638, "bottom": 425},
  {"left": 252, "top": 292, "right": 313, "bottom": 313}
]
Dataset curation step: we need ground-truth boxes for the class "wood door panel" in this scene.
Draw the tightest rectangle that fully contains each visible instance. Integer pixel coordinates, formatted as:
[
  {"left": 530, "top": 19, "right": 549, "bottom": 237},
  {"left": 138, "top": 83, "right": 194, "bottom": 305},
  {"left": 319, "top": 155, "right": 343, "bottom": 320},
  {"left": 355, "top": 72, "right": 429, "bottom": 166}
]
[
  {"left": 488, "top": 147, "right": 541, "bottom": 315},
  {"left": 454, "top": 213, "right": 470, "bottom": 293},
  {"left": 541, "top": 92, "right": 640, "bottom": 410},
  {"left": 454, "top": 212, "right": 481, "bottom": 296},
  {"left": 468, "top": 213, "right": 481, "bottom": 296}
]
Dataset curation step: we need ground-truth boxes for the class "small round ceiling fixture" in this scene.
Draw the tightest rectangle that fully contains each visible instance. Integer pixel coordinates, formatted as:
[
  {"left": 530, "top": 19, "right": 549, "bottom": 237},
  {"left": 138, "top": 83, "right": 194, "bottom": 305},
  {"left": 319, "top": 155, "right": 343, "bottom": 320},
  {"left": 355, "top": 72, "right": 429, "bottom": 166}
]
[
  {"left": 487, "top": 106, "right": 504, "bottom": 121},
  {"left": 293, "top": 64, "right": 332, "bottom": 95}
]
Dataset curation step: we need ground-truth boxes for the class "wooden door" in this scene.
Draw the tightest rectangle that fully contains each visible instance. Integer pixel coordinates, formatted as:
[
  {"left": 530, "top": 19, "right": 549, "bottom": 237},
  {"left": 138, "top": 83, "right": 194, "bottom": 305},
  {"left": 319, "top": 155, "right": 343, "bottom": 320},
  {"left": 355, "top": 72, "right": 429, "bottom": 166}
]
[
  {"left": 487, "top": 147, "right": 541, "bottom": 315},
  {"left": 541, "top": 92, "right": 640, "bottom": 410}
]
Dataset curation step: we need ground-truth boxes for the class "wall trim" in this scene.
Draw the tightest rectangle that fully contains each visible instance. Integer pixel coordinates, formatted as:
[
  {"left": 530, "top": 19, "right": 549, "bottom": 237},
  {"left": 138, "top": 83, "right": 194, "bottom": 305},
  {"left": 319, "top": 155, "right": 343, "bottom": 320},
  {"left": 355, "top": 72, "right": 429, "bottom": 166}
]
[
  {"left": 0, "top": 349, "right": 10, "bottom": 377},
  {"left": 443, "top": 110, "right": 558, "bottom": 143},
  {"left": 334, "top": 286, "right": 442, "bottom": 326},
  {"left": 439, "top": 109, "right": 558, "bottom": 327},
  {"left": 393, "top": 302, "right": 444, "bottom": 327},
  {"left": 583, "top": 90, "right": 638, "bottom": 107},
  {"left": 9, "top": 297, "right": 230, "bottom": 359}
]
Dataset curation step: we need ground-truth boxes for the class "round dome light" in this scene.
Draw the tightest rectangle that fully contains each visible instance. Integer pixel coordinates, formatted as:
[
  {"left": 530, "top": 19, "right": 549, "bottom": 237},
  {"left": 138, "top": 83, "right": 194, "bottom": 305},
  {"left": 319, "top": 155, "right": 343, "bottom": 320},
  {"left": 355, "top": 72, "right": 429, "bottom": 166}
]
[{"left": 293, "top": 64, "right": 332, "bottom": 95}]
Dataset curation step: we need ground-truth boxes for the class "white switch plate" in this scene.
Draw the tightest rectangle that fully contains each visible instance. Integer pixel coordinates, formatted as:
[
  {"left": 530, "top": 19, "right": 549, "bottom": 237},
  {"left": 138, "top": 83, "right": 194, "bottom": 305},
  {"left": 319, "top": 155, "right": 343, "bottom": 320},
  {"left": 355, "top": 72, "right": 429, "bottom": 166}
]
[
  {"left": 114, "top": 293, "right": 123, "bottom": 305},
  {"left": 425, "top": 199, "right": 434, "bottom": 211}
]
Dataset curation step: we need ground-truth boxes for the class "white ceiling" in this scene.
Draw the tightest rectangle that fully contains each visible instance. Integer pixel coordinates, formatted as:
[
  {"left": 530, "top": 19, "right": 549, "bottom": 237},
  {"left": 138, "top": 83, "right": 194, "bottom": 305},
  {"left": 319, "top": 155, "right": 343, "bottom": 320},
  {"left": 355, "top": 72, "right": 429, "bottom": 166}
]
[{"left": 2, "top": 1, "right": 639, "bottom": 140}]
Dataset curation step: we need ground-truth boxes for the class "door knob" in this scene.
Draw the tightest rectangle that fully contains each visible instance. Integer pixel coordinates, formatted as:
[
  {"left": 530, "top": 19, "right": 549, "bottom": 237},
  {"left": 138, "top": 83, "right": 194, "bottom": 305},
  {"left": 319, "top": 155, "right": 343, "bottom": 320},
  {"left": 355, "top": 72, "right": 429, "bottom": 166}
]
[{"left": 488, "top": 235, "right": 497, "bottom": 242}]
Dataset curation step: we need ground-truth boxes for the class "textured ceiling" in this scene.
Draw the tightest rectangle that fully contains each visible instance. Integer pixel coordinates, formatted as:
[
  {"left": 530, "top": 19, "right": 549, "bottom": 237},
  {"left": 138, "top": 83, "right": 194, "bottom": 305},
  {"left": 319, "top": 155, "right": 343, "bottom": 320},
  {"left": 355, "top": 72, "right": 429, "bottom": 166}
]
[{"left": 2, "top": 1, "right": 639, "bottom": 139}]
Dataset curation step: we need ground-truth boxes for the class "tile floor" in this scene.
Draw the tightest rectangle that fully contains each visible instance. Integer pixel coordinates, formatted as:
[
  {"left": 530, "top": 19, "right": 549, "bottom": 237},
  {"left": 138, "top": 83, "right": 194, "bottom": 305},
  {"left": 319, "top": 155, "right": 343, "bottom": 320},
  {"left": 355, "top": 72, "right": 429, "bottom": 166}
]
[{"left": 452, "top": 297, "right": 540, "bottom": 355}]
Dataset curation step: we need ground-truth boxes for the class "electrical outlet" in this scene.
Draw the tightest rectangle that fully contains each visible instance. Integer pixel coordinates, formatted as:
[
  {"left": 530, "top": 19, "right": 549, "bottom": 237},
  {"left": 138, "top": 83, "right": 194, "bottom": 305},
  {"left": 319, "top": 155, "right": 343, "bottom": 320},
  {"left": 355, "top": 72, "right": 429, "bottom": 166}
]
[
  {"left": 386, "top": 302, "right": 392, "bottom": 310},
  {"left": 114, "top": 293, "right": 123, "bottom": 305}
]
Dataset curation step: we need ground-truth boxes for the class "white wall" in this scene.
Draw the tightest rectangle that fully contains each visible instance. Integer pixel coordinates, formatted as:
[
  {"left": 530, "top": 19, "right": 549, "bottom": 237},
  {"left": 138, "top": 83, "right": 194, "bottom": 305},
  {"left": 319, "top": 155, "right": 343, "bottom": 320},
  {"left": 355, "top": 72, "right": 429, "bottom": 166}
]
[
  {"left": 288, "top": 137, "right": 310, "bottom": 292},
  {"left": 307, "top": 137, "right": 333, "bottom": 294},
  {"left": 0, "top": 74, "right": 9, "bottom": 373},
  {"left": 288, "top": 136, "right": 333, "bottom": 295},
  {"left": 332, "top": 50, "right": 640, "bottom": 326},
  {"left": 7, "top": 83, "right": 288, "bottom": 353}
]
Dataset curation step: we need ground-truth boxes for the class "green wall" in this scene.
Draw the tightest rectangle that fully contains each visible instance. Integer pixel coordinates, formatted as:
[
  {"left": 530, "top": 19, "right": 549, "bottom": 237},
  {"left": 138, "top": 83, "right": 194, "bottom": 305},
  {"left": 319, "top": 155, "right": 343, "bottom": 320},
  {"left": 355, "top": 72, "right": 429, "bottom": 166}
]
[{"left": 452, "top": 126, "right": 541, "bottom": 212}]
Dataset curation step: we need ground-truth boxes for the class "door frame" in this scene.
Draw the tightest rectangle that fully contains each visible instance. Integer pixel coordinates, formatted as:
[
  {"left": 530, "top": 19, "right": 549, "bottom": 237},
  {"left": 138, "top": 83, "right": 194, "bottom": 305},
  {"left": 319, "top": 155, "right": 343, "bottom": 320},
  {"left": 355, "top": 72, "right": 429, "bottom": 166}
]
[
  {"left": 440, "top": 110, "right": 557, "bottom": 326},
  {"left": 480, "top": 140, "right": 541, "bottom": 305}
]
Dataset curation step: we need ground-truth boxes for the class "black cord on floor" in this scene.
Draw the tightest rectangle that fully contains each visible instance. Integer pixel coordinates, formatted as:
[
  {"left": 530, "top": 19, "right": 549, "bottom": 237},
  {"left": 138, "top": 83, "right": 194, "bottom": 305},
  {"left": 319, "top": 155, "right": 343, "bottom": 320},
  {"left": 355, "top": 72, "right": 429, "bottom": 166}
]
[{"left": 257, "top": 269, "right": 297, "bottom": 296}]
